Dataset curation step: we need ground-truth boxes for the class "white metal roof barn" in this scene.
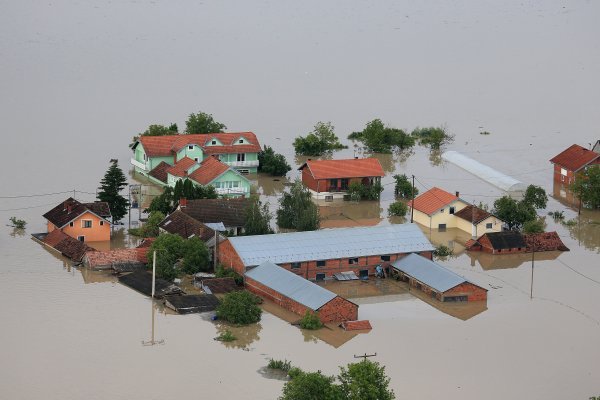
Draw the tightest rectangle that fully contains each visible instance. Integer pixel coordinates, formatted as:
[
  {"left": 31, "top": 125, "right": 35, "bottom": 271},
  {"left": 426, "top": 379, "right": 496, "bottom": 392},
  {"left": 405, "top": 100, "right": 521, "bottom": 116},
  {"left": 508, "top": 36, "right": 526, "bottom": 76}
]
[{"left": 442, "top": 151, "right": 528, "bottom": 193}]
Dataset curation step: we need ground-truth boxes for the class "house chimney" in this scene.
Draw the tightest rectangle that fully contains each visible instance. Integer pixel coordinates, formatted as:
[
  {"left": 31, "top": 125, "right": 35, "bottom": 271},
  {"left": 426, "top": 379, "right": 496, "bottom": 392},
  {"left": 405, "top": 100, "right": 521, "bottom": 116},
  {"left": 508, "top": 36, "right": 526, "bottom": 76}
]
[
  {"left": 67, "top": 204, "right": 72, "bottom": 213},
  {"left": 180, "top": 198, "right": 187, "bottom": 208},
  {"left": 455, "top": 191, "right": 460, "bottom": 197}
]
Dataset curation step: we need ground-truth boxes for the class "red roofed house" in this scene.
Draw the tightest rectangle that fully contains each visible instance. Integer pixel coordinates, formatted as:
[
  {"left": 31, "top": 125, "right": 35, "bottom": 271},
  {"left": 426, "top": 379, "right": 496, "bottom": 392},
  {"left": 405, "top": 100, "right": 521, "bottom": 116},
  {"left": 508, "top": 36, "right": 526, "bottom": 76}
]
[
  {"left": 298, "top": 158, "right": 385, "bottom": 199},
  {"left": 549, "top": 142, "right": 600, "bottom": 185},
  {"left": 131, "top": 132, "right": 261, "bottom": 175},
  {"left": 408, "top": 188, "right": 503, "bottom": 234},
  {"left": 43, "top": 198, "right": 112, "bottom": 242}
]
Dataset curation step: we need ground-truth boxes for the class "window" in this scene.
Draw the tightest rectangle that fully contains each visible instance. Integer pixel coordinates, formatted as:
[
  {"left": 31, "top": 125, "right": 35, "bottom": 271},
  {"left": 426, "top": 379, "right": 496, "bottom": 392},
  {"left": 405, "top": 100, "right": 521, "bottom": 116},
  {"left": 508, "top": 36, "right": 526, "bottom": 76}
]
[
  {"left": 381, "top": 255, "right": 391, "bottom": 262},
  {"left": 329, "top": 179, "right": 338, "bottom": 191},
  {"left": 143, "top": 154, "right": 147, "bottom": 161},
  {"left": 348, "top": 257, "right": 359, "bottom": 265},
  {"left": 232, "top": 181, "right": 239, "bottom": 188},
  {"left": 194, "top": 157, "right": 199, "bottom": 162},
  {"left": 82, "top": 220, "right": 92, "bottom": 228},
  {"left": 561, "top": 168, "right": 567, "bottom": 176},
  {"left": 291, "top": 262, "right": 301, "bottom": 269},
  {"left": 77, "top": 236, "right": 85, "bottom": 242},
  {"left": 438, "top": 224, "right": 446, "bottom": 231},
  {"left": 316, "top": 273, "right": 325, "bottom": 281},
  {"left": 440, "top": 208, "right": 445, "bottom": 213},
  {"left": 237, "top": 153, "right": 245, "bottom": 162},
  {"left": 69, "top": 222, "right": 74, "bottom": 227},
  {"left": 238, "top": 169, "right": 249, "bottom": 175},
  {"left": 340, "top": 178, "right": 349, "bottom": 190},
  {"left": 317, "top": 260, "right": 326, "bottom": 267},
  {"left": 238, "top": 139, "right": 244, "bottom": 144},
  {"left": 100, "top": 221, "right": 104, "bottom": 226},
  {"left": 486, "top": 223, "right": 493, "bottom": 229},
  {"left": 211, "top": 140, "right": 217, "bottom": 145},
  {"left": 449, "top": 206, "right": 455, "bottom": 214},
  {"left": 188, "top": 145, "right": 194, "bottom": 150}
]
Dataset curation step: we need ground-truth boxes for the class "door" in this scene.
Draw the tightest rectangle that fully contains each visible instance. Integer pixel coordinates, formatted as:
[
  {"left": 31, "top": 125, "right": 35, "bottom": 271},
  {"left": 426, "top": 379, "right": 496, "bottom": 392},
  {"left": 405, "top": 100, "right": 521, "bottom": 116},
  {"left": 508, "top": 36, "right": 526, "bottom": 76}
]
[{"left": 359, "top": 269, "right": 369, "bottom": 279}]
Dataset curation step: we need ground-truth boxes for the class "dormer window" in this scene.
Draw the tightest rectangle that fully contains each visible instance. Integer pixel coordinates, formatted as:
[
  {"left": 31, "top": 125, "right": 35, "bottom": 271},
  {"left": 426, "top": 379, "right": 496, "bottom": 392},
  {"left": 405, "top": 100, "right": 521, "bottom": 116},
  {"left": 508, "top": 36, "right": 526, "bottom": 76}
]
[
  {"left": 211, "top": 140, "right": 217, "bottom": 145},
  {"left": 188, "top": 145, "right": 194, "bottom": 150},
  {"left": 238, "top": 139, "right": 244, "bottom": 143}
]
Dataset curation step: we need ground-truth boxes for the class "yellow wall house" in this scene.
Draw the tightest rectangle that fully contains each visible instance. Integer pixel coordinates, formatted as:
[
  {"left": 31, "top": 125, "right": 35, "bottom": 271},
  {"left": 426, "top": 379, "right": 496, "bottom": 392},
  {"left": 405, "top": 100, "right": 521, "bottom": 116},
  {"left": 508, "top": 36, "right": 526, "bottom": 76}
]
[{"left": 409, "top": 187, "right": 503, "bottom": 236}]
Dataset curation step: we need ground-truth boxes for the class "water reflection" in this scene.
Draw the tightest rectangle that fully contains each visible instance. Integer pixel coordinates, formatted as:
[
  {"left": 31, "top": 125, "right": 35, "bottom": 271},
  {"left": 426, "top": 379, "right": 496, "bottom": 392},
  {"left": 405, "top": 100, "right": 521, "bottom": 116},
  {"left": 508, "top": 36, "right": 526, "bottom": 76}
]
[
  {"left": 415, "top": 226, "right": 472, "bottom": 256},
  {"left": 466, "top": 251, "right": 563, "bottom": 271},
  {"left": 142, "top": 301, "right": 165, "bottom": 346},
  {"left": 319, "top": 201, "right": 382, "bottom": 228},
  {"left": 256, "top": 173, "right": 289, "bottom": 197},
  {"left": 552, "top": 180, "right": 580, "bottom": 209},
  {"left": 9, "top": 228, "right": 26, "bottom": 238},
  {"left": 428, "top": 149, "right": 444, "bottom": 167},
  {"left": 214, "top": 322, "right": 262, "bottom": 349},
  {"left": 563, "top": 212, "right": 600, "bottom": 253}
]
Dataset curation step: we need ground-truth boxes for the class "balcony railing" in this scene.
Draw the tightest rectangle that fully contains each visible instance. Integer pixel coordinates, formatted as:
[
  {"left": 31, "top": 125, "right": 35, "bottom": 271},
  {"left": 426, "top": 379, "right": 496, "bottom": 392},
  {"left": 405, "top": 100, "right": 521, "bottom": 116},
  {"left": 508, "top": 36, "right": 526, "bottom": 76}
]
[
  {"left": 215, "top": 187, "right": 249, "bottom": 196},
  {"left": 223, "top": 160, "right": 260, "bottom": 168},
  {"left": 130, "top": 158, "right": 148, "bottom": 171}
]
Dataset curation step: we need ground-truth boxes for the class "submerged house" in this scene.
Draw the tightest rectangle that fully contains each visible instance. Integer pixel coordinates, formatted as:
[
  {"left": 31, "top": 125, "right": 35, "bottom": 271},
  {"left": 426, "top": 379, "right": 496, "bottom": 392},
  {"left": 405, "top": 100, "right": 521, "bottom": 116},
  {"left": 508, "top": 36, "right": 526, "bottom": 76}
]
[
  {"left": 219, "top": 224, "right": 435, "bottom": 279},
  {"left": 391, "top": 253, "right": 487, "bottom": 302},
  {"left": 43, "top": 198, "right": 112, "bottom": 242},
  {"left": 298, "top": 158, "right": 385, "bottom": 199},
  {"left": 549, "top": 142, "right": 600, "bottom": 185},
  {"left": 149, "top": 156, "right": 251, "bottom": 198},
  {"left": 409, "top": 188, "right": 503, "bottom": 234},
  {"left": 32, "top": 229, "right": 96, "bottom": 262},
  {"left": 82, "top": 247, "right": 150, "bottom": 272},
  {"left": 179, "top": 198, "right": 250, "bottom": 236},
  {"left": 245, "top": 261, "right": 358, "bottom": 323},
  {"left": 465, "top": 231, "right": 528, "bottom": 254},
  {"left": 131, "top": 131, "right": 262, "bottom": 175}
]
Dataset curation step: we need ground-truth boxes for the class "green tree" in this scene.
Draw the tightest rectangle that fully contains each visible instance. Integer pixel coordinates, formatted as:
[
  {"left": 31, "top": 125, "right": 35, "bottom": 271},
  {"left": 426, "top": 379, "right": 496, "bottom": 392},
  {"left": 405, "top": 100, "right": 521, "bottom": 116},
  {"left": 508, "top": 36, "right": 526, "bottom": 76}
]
[
  {"left": 129, "top": 210, "right": 165, "bottom": 237},
  {"left": 280, "top": 371, "right": 343, "bottom": 400},
  {"left": 258, "top": 145, "right": 292, "bottom": 176},
  {"left": 523, "top": 218, "right": 545, "bottom": 234},
  {"left": 388, "top": 201, "right": 408, "bottom": 216},
  {"left": 148, "top": 180, "right": 217, "bottom": 214},
  {"left": 411, "top": 126, "right": 455, "bottom": 149},
  {"left": 148, "top": 233, "right": 186, "bottom": 281},
  {"left": 299, "top": 311, "right": 323, "bottom": 330},
  {"left": 522, "top": 185, "right": 548, "bottom": 209},
  {"left": 293, "top": 121, "right": 347, "bottom": 156},
  {"left": 244, "top": 197, "right": 273, "bottom": 235},
  {"left": 182, "top": 236, "right": 211, "bottom": 274},
  {"left": 97, "top": 160, "right": 129, "bottom": 223},
  {"left": 276, "top": 180, "right": 319, "bottom": 231},
  {"left": 348, "top": 119, "right": 414, "bottom": 153},
  {"left": 571, "top": 165, "right": 600, "bottom": 209},
  {"left": 184, "top": 111, "right": 227, "bottom": 134},
  {"left": 147, "top": 187, "right": 175, "bottom": 214},
  {"left": 393, "top": 174, "right": 417, "bottom": 199},
  {"left": 216, "top": 290, "right": 262, "bottom": 325},
  {"left": 347, "top": 181, "right": 383, "bottom": 201},
  {"left": 493, "top": 196, "right": 537, "bottom": 231},
  {"left": 9, "top": 217, "right": 27, "bottom": 229},
  {"left": 338, "top": 360, "right": 395, "bottom": 400}
]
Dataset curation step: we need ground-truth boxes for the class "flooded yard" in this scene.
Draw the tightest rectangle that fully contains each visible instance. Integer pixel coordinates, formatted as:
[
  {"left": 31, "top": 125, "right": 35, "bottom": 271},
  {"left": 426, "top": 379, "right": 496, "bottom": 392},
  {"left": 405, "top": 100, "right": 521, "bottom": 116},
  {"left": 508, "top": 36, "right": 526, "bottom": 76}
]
[{"left": 1, "top": 1, "right": 600, "bottom": 399}]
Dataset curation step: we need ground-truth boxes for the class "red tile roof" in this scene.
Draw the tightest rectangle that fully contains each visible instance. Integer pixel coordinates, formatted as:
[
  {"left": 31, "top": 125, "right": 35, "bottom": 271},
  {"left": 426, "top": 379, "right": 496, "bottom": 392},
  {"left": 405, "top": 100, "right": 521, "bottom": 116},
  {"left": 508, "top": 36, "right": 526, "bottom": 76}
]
[
  {"left": 138, "top": 132, "right": 261, "bottom": 157},
  {"left": 549, "top": 144, "right": 600, "bottom": 172},
  {"left": 42, "top": 229, "right": 96, "bottom": 261},
  {"left": 454, "top": 205, "right": 496, "bottom": 224},
  {"left": 136, "top": 238, "right": 156, "bottom": 248},
  {"left": 158, "top": 210, "right": 215, "bottom": 241},
  {"left": 341, "top": 320, "right": 372, "bottom": 331},
  {"left": 149, "top": 161, "right": 171, "bottom": 183},
  {"left": 166, "top": 157, "right": 197, "bottom": 177},
  {"left": 188, "top": 156, "right": 230, "bottom": 185},
  {"left": 408, "top": 187, "right": 459, "bottom": 215},
  {"left": 299, "top": 158, "right": 385, "bottom": 180},
  {"left": 43, "top": 198, "right": 111, "bottom": 228},
  {"left": 523, "top": 232, "right": 570, "bottom": 252},
  {"left": 84, "top": 248, "right": 149, "bottom": 269}
]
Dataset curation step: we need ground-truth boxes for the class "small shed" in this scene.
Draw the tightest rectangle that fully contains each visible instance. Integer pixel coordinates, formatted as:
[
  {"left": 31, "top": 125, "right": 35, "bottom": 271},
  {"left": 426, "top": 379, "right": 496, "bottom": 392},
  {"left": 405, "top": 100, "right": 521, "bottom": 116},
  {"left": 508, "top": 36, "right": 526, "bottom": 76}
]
[
  {"left": 466, "top": 231, "right": 527, "bottom": 254},
  {"left": 164, "top": 294, "right": 220, "bottom": 314},
  {"left": 391, "top": 253, "right": 487, "bottom": 302},
  {"left": 245, "top": 261, "right": 358, "bottom": 323},
  {"left": 200, "top": 277, "right": 242, "bottom": 294},
  {"left": 32, "top": 230, "right": 96, "bottom": 262},
  {"left": 118, "top": 270, "right": 184, "bottom": 298}
]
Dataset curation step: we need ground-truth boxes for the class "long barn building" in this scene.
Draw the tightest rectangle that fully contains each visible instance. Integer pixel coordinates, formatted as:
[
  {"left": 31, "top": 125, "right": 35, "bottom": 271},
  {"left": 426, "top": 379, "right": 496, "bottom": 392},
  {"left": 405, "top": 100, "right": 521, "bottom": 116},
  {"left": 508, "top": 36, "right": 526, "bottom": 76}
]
[{"left": 218, "top": 224, "right": 435, "bottom": 280}]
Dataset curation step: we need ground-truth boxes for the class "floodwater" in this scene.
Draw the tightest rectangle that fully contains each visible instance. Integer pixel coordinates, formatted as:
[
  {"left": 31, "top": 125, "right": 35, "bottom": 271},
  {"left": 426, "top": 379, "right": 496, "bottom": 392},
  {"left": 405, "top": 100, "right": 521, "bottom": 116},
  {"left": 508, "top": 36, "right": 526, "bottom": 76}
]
[{"left": 1, "top": 1, "right": 600, "bottom": 399}]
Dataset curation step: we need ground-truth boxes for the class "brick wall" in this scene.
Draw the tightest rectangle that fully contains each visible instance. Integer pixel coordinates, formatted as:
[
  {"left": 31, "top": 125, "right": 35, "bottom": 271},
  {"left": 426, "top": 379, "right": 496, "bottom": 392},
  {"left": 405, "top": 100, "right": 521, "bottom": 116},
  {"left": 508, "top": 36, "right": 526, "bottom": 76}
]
[
  {"left": 444, "top": 282, "right": 488, "bottom": 301},
  {"left": 301, "top": 167, "right": 319, "bottom": 192},
  {"left": 479, "top": 235, "right": 526, "bottom": 254},
  {"left": 218, "top": 239, "right": 246, "bottom": 274},
  {"left": 245, "top": 276, "right": 358, "bottom": 323}
]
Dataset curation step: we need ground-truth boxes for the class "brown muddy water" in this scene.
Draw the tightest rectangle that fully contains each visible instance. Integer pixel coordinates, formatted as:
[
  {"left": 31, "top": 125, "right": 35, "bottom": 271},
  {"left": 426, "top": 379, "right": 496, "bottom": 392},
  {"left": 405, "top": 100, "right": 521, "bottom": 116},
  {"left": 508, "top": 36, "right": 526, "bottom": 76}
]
[{"left": 2, "top": 1, "right": 600, "bottom": 399}]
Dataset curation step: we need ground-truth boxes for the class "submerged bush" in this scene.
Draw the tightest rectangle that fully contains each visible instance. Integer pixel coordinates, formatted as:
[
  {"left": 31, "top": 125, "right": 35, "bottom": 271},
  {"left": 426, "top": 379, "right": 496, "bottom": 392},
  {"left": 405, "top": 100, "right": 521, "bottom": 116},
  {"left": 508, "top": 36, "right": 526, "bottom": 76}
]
[
  {"left": 215, "top": 264, "right": 244, "bottom": 285},
  {"left": 9, "top": 217, "right": 26, "bottom": 229},
  {"left": 388, "top": 201, "right": 408, "bottom": 217},
  {"left": 216, "top": 330, "right": 237, "bottom": 342},
  {"left": 433, "top": 244, "right": 453, "bottom": 258},
  {"left": 216, "top": 290, "right": 262, "bottom": 325},
  {"left": 267, "top": 358, "right": 292, "bottom": 372},
  {"left": 299, "top": 311, "right": 323, "bottom": 330}
]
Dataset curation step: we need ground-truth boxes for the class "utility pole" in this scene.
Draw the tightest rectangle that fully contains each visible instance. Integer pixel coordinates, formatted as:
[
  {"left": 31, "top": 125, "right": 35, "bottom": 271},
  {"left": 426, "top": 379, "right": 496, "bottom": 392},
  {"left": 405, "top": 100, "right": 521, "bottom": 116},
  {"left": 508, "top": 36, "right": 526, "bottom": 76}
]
[
  {"left": 471, "top": 202, "right": 476, "bottom": 239},
  {"left": 410, "top": 175, "right": 415, "bottom": 223},
  {"left": 73, "top": 189, "right": 76, "bottom": 199},
  {"left": 128, "top": 185, "right": 132, "bottom": 229},
  {"left": 530, "top": 242, "right": 535, "bottom": 300},
  {"left": 353, "top": 353, "right": 377, "bottom": 361},
  {"left": 213, "top": 229, "right": 219, "bottom": 270},
  {"left": 152, "top": 250, "right": 156, "bottom": 299},
  {"left": 142, "top": 302, "right": 164, "bottom": 346}
]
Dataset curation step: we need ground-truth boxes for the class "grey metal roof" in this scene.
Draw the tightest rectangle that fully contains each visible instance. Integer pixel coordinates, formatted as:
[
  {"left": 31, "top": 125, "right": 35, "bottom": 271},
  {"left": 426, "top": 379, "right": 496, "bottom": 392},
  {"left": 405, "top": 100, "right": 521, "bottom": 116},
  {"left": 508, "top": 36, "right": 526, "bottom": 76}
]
[
  {"left": 391, "top": 253, "right": 479, "bottom": 293},
  {"left": 245, "top": 261, "right": 337, "bottom": 310},
  {"left": 228, "top": 224, "right": 435, "bottom": 267},
  {"left": 204, "top": 222, "right": 227, "bottom": 232}
]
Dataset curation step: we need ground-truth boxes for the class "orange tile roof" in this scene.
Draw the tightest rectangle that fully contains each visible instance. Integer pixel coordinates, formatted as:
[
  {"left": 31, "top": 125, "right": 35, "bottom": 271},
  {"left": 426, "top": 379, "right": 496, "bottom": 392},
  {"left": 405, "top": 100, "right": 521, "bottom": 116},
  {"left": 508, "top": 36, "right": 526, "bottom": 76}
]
[
  {"left": 166, "top": 157, "right": 197, "bottom": 177},
  {"left": 84, "top": 248, "right": 149, "bottom": 268},
  {"left": 299, "top": 158, "right": 385, "bottom": 180},
  {"left": 409, "top": 187, "right": 459, "bottom": 215},
  {"left": 188, "top": 156, "right": 230, "bottom": 185},
  {"left": 138, "top": 132, "right": 261, "bottom": 157},
  {"left": 148, "top": 161, "right": 171, "bottom": 183},
  {"left": 341, "top": 320, "right": 372, "bottom": 331},
  {"left": 549, "top": 144, "right": 600, "bottom": 172},
  {"left": 454, "top": 205, "right": 495, "bottom": 224}
]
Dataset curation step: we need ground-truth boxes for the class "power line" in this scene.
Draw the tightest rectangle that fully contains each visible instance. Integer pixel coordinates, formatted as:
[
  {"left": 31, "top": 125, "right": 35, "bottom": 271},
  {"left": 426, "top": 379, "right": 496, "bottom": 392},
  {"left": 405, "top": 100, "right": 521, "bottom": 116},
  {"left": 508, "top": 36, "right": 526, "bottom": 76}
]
[
  {"left": 557, "top": 258, "right": 600, "bottom": 286},
  {"left": 0, "top": 189, "right": 97, "bottom": 199},
  {"left": 0, "top": 202, "right": 61, "bottom": 212}
]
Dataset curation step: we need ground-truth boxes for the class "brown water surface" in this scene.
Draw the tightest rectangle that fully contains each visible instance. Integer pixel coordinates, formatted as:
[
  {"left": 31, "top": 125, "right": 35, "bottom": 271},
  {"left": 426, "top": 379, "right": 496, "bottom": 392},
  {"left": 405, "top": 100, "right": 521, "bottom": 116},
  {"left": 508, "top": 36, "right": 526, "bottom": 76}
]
[{"left": 1, "top": 1, "right": 600, "bottom": 399}]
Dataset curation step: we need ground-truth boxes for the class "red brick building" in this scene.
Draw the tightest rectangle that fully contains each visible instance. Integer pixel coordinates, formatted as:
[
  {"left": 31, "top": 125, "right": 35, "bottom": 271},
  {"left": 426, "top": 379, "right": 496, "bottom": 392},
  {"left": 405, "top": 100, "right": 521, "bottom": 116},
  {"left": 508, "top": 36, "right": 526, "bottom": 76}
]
[
  {"left": 391, "top": 253, "right": 487, "bottom": 302},
  {"left": 549, "top": 143, "right": 600, "bottom": 185},
  {"left": 298, "top": 158, "right": 385, "bottom": 199},
  {"left": 218, "top": 224, "right": 435, "bottom": 280},
  {"left": 245, "top": 261, "right": 358, "bottom": 323},
  {"left": 465, "top": 231, "right": 527, "bottom": 254}
]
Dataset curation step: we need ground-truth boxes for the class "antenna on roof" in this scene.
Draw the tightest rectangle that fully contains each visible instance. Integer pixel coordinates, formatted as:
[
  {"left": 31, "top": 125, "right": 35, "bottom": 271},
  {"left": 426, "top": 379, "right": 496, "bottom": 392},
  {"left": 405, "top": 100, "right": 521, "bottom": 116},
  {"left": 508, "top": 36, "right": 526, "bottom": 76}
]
[{"left": 353, "top": 352, "right": 377, "bottom": 361}]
